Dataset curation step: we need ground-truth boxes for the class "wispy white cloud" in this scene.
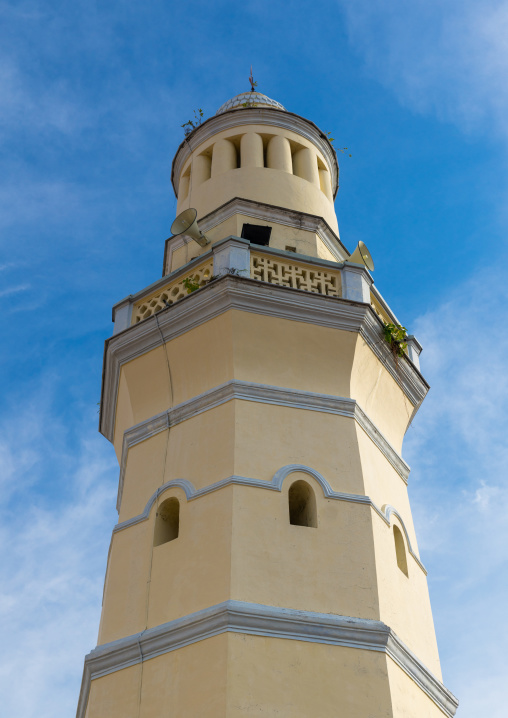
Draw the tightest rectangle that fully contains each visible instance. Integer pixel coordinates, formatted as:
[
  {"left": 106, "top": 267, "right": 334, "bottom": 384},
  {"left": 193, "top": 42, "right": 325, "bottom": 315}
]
[
  {"left": 340, "top": 0, "right": 508, "bottom": 142},
  {"left": 0, "top": 390, "right": 117, "bottom": 718},
  {"left": 404, "top": 267, "right": 508, "bottom": 715},
  {"left": 0, "top": 283, "right": 29, "bottom": 297},
  {"left": 0, "top": 54, "right": 94, "bottom": 137}
]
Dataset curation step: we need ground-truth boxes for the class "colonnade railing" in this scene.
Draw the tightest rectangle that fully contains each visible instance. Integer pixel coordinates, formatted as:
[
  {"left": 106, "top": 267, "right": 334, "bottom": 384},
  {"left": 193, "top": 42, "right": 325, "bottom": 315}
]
[{"left": 178, "top": 131, "right": 333, "bottom": 202}]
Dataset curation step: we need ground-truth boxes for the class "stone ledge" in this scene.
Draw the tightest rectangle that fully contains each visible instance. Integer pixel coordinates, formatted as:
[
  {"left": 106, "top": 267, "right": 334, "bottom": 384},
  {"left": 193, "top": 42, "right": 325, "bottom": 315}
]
[
  {"left": 76, "top": 601, "right": 458, "bottom": 718},
  {"left": 100, "top": 276, "right": 429, "bottom": 442}
]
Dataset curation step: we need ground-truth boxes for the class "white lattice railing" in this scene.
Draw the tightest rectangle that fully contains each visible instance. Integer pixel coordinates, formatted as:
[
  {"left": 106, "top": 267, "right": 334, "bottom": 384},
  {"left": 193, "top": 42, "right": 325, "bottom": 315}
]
[
  {"left": 250, "top": 253, "right": 341, "bottom": 297},
  {"left": 131, "top": 259, "right": 213, "bottom": 324},
  {"left": 113, "top": 240, "right": 404, "bottom": 342}
]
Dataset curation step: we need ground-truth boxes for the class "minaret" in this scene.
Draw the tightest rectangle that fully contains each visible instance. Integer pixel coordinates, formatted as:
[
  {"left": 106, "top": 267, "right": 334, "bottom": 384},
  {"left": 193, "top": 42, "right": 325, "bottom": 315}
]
[{"left": 77, "top": 89, "right": 458, "bottom": 717}]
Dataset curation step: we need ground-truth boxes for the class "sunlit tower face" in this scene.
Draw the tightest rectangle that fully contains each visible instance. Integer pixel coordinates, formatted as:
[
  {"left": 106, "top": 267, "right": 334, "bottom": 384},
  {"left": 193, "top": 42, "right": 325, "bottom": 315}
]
[{"left": 77, "top": 87, "right": 458, "bottom": 718}]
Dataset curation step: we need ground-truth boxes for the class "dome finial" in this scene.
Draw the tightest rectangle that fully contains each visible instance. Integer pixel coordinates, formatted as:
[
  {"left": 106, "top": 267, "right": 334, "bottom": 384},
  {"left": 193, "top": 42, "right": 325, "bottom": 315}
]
[
  {"left": 249, "top": 65, "right": 258, "bottom": 92},
  {"left": 216, "top": 91, "right": 285, "bottom": 115}
]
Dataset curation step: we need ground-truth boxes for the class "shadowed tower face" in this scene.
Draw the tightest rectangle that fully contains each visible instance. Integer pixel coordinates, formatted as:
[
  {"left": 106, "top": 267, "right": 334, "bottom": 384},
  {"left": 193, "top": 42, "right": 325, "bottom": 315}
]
[{"left": 77, "top": 89, "right": 458, "bottom": 718}]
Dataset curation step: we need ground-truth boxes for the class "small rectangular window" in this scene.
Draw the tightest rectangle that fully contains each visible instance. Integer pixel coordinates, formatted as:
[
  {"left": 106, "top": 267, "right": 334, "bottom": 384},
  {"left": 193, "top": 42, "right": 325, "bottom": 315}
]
[
  {"left": 285, "top": 245, "right": 296, "bottom": 253},
  {"left": 241, "top": 223, "right": 272, "bottom": 246}
]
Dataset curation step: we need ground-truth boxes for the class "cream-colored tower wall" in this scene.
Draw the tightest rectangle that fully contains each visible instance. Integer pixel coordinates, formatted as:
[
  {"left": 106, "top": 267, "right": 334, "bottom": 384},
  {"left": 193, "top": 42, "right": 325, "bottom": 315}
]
[
  {"left": 86, "top": 635, "right": 229, "bottom": 718},
  {"left": 99, "top": 309, "right": 441, "bottom": 678},
  {"left": 81, "top": 94, "right": 457, "bottom": 718},
  {"left": 102, "top": 450, "right": 439, "bottom": 667},
  {"left": 386, "top": 658, "right": 448, "bottom": 718},
  {"left": 229, "top": 478, "right": 379, "bottom": 619},
  {"left": 372, "top": 514, "right": 442, "bottom": 676},
  {"left": 111, "top": 312, "right": 413, "bottom": 460}
]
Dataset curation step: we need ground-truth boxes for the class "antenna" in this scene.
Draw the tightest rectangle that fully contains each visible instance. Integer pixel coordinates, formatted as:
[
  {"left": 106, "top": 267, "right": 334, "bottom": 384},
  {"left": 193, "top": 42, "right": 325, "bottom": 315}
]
[{"left": 249, "top": 66, "right": 257, "bottom": 92}]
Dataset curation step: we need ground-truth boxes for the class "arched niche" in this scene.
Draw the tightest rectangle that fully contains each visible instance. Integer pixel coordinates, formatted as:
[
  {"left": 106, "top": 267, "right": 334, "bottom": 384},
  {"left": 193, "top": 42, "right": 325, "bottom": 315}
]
[
  {"left": 288, "top": 480, "right": 317, "bottom": 528},
  {"left": 393, "top": 524, "right": 408, "bottom": 577},
  {"left": 154, "top": 497, "right": 180, "bottom": 547}
]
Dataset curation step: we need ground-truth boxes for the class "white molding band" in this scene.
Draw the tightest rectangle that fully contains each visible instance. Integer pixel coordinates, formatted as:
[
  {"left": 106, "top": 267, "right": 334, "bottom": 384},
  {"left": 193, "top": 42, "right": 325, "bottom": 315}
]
[
  {"left": 76, "top": 601, "right": 458, "bottom": 718},
  {"left": 171, "top": 107, "right": 339, "bottom": 198},
  {"left": 116, "top": 379, "right": 410, "bottom": 512},
  {"left": 100, "top": 276, "right": 429, "bottom": 442},
  {"left": 113, "top": 463, "right": 426, "bottom": 575}
]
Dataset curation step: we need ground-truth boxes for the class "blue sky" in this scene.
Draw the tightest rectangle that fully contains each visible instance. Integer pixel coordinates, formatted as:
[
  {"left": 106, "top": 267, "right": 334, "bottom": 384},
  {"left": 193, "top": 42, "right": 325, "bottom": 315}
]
[{"left": 1, "top": 1, "right": 507, "bottom": 715}]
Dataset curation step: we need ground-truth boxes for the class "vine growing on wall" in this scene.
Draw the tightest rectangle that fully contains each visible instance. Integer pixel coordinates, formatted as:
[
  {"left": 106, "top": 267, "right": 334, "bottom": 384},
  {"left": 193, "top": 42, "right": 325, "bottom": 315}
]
[
  {"left": 181, "top": 108, "right": 204, "bottom": 137},
  {"left": 325, "top": 132, "right": 351, "bottom": 157},
  {"left": 182, "top": 267, "right": 247, "bottom": 294}
]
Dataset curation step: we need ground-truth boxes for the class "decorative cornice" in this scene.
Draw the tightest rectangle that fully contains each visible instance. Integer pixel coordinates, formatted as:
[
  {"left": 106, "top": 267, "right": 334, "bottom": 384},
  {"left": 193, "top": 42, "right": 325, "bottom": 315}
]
[
  {"left": 171, "top": 107, "right": 339, "bottom": 199},
  {"left": 163, "top": 198, "right": 348, "bottom": 274},
  {"left": 100, "top": 276, "right": 429, "bottom": 442},
  {"left": 116, "top": 380, "right": 410, "bottom": 512},
  {"left": 113, "top": 463, "right": 426, "bottom": 575},
  {"left": 77, "top": 601, "right": 458, "bottom": 718}
]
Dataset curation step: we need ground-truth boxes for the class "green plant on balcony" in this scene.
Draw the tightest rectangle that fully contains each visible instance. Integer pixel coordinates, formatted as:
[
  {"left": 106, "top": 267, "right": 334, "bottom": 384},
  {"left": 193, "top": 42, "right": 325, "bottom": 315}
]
[
  {"left": 383, "top": 322, "right": 408, "bottom": 359},
  {"left": 183, "top": 267, "right": 248, "bottom": 296},
  {"left": 182, "top": 276, "right": 201, "bottom": 293}
]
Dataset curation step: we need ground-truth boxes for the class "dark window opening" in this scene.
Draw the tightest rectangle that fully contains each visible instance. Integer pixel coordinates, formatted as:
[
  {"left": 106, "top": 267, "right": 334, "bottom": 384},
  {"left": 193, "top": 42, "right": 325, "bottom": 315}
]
[
  {"left": 288, "top": 480, "right": 317, "bottom": 528},
  {"left": 393, "top": 525, "right": 409, "bottom": 577},
  {"left": 285, "top": 245, "right": 296, "bottom": 253},
  {"left": 154, "top": 497, "right": 180, "bottom": 546},
  {"left": 241, "top": 223, "right": 272, "bottom": 246}
]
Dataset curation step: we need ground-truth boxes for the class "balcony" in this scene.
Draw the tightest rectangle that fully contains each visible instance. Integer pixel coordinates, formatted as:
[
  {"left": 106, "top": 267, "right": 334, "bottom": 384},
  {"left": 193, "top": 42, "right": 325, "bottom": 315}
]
[{"left": 111, "top": 236, "right": 420, "bottom": 368}]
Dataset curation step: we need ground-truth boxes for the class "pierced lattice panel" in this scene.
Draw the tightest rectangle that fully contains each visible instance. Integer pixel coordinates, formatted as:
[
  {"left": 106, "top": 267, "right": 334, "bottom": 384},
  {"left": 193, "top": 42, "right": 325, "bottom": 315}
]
[
  {"left": 251, "top": 254, "right": 341, "bottom": 297},
  {"left": 132, "top": 261, "right": 213, "bottom": 324}
]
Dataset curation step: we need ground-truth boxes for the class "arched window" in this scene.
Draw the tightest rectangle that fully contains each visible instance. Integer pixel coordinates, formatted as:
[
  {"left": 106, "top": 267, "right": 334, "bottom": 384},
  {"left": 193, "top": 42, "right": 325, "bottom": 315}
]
[
  {"left": 393, "top": 525, "right": 408, "bottom": 577},
  {"left": 154, "top": 497, "right": 180, "bottom": 547},
  {"left": 288, "top": 480, "right": 317, "bottom": 528}
]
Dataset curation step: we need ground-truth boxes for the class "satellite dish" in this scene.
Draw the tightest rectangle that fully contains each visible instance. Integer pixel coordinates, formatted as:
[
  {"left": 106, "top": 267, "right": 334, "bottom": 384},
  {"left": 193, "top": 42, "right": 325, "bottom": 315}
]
[
  {"left": 170, "top": 208, "right": 209, "bottom": 247},
  {"left": 348, "top": 241, "right": 375, "bottom": 271}
]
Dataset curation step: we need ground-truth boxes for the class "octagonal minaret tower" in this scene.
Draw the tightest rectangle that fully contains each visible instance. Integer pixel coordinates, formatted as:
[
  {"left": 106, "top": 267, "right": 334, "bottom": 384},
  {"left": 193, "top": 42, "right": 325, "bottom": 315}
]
[{"left": 76, "top": 89, "right": 458, "bottom": 718}]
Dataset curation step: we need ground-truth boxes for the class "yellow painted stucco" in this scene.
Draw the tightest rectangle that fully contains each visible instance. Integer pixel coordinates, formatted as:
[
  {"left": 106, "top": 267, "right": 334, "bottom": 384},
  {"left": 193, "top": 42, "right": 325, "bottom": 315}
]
[
  {"left": 88, "top": 633, "right": 444, "bottom": 717},
  {"left": 175, "top": 124, "right": 337, "bottom": 232},
  {"left": 83, "top": 96, "right": 454, "bottom": 718}
]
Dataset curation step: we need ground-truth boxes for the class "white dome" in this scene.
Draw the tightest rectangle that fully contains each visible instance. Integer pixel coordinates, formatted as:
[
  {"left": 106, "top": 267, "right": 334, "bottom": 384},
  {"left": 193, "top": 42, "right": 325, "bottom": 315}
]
[{"left": 216, "top": 92, "right": 286, "bottom": 115}]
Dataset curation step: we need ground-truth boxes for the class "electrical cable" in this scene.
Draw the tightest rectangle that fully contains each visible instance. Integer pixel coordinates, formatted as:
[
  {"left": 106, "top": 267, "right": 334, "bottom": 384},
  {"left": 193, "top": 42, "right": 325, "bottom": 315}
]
[
  {"left": 136, "top": 132, "right": 195, "bottom": 714},
  {"left": 135, "top": 308, "right": 174, "bottom": 717},
  {"left": 183, "top": 136, "right": 194, "bottom": 266}
]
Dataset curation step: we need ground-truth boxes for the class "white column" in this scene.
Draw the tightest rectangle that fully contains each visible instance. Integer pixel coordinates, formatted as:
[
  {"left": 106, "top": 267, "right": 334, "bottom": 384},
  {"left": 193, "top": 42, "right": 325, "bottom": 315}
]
[
  {"left": 319, "top": 168, "right": 333, "bottom": 202},
  {"left": 241, "top": 132, "right": 263, "bottom": 168},
  {"left": 212, "top": 237, "right": 251, "bottom": 277},
  {"left": 406, "top": 336, "right": 423, "bottom": 371},
  {"left": 112, "top": 300, "right": 133, "bottom": 334},
  {"left": 341, "top": 264, "right": 373, "bottom": 303},
  {"left": 266, "top": 135, "right": 292, "bottom": 173},
  {"left": 211, "top": 139, "right": 237, "bottom": 176},
  {"left": 179, "top": 173, "right": 190, "bottom": 201},
  {"left": 292, "top": 147, "right": 320, "bottom": 186},
  {"left": 193, "top": 154, "right": 211, "bottom": 185}
]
